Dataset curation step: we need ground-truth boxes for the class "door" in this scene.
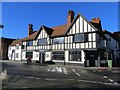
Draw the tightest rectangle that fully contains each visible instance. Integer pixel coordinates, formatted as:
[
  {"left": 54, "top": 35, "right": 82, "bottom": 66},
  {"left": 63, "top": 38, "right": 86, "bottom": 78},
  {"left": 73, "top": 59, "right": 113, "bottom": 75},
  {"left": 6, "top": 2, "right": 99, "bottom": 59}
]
[
  {"left": 86, "top": 51, "right": 98, "bottom": 67},
  {"left": 39, "top": 53, "right": 45, "bottom": 63}
]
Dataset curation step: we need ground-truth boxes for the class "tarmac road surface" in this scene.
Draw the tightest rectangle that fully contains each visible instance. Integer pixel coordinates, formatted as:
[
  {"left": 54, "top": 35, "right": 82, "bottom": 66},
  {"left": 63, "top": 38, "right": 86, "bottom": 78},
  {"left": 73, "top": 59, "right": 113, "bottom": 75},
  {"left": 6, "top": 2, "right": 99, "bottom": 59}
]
[{"left": 1, "top": 60, "right": 120, "bottom": 90}]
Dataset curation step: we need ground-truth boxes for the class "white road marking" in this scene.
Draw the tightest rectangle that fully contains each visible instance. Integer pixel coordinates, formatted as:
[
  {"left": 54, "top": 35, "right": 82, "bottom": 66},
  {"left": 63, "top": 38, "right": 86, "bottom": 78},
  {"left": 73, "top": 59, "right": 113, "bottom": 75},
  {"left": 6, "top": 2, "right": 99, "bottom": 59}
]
[
  {"left": 72, "top": 69, "right": 81, "bottom": 77},
  {"left": 103, "top": 76, "right": 108, "bottom": 79},
  {"left": 62, "top": 68, "right": 68, "bottom": 75},
  {"left": 108, "top": 79, "right": 114, "bottom": 82},
  {"left": 75, "top": 73, "right": 81, "bottom": 77},
  {"left": 27, "top": 76, "right": 36, "bottom": 79},
  {"left": 35, "top": 77, "right": 41, "bottom": 79},
  {"left": 22, "top": 87, "right": 28, "bottom": 88},
  {"left": 72, "top": 69, "right": 76, "bottom": 72},
  {"left": 16, "top": 74, "right": 21, "bottom": 76},
  {"left": 45, "top": 78, "right": 57, "bottom": 81},
  {"left": 15, "top": 74, "right": 120, "bottom": 86},
  {"left": 114, "top": 82, "right": 120, "bottom": 85},
  {"left": 77, "top": 79, "right": 120, "bottom": 86},
  {"left": 67, "top": 79, "right": 75, "bottom": 81},
  {"left": 103, "top": 75, "right": 120, "bottom": 86}
]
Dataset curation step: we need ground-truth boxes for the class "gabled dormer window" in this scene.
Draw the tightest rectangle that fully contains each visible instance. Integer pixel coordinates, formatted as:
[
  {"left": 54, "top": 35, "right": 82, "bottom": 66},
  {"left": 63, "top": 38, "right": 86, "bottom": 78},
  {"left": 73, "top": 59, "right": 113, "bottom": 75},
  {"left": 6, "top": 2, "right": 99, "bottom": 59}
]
[
  {"left": 74, "top": 33, "right": 88, "bottom": 42},
  {"left": 26, "top": 41, "right": 33, "bottom": 46},
  {"left": 38, "top": 38, "right": 47, "bottom": 45}
]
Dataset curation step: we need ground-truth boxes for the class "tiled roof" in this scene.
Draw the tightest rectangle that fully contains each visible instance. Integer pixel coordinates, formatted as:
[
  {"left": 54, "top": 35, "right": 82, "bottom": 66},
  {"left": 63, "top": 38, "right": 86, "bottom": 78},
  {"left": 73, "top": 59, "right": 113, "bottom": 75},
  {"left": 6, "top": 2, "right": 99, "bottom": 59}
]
[
  {"left": 23, "top": 31, "right": 38, "bottom": 41},
  {"left": 103, "top": 30, "right": 120, "bottom": 42},
  {"left": 10, "top": 38, "right": 26, "bottom": 46},
  {"left": 10, "top": 31, "right": 38, "bottom": 46},
  {"left": 51, "top": 24, "right": 68, "bottom": 37}
]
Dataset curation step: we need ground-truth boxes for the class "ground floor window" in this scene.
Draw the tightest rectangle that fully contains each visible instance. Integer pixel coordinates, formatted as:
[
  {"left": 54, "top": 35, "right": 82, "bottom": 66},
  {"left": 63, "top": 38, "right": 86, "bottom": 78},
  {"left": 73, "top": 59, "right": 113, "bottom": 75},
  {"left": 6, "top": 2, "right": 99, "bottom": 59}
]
[
  {"left": 69, "top": 51, "right": 81, "bottom": 61},
  {"left": 52, "top": 51, "right": 64, "bottom": 60},
  {"left": 16, "top": 53, "right": 19, "bottom": 58},
  {"left": 26, "top": 52, "right": 33, "bottom": 58}
]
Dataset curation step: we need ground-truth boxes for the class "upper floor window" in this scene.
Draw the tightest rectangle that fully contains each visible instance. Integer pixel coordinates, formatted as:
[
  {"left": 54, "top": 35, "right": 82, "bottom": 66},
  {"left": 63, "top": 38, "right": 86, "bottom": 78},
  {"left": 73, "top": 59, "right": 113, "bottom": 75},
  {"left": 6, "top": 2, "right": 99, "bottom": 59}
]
[
  {"left": 74, "top": 33, "right": 88, "bottom": 42},
  {"left": 16, "top": 46, "right": 19, "bottom": 49},
  {"left": 53, "top": 37, "right": 64, "bottom": 44},
  {"left": 38, "top": 38, "right": 47, "bottom": 45},
  {"left": 26, "top": 41, "right": 33, "bottom": 46}
]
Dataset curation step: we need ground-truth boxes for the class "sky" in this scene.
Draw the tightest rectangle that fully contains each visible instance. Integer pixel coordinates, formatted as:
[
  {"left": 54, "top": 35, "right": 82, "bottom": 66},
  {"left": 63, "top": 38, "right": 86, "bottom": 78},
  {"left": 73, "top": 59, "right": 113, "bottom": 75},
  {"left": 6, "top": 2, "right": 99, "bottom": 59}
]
[{"left": 1, "top": 2, "right": 118, "bottom": 39}]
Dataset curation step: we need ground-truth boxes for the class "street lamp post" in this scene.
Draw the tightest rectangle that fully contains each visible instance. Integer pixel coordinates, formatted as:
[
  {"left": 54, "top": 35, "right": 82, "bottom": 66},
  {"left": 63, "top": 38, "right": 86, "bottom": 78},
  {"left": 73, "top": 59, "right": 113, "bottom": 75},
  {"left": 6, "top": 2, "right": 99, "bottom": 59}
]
[
  {"left": 0, "top": 25, "right": 4, "bottom": 29},
  {"left": 0, "top": 25, "right": 4, "bottom": 60}
]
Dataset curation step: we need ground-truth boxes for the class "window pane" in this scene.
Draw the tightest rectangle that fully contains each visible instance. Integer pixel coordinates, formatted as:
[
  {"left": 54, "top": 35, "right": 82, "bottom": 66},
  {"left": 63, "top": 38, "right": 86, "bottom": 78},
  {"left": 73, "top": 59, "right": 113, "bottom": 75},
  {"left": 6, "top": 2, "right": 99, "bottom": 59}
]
[
  {"left": 26, "top": 52, "right": 33, "bottom": 58},
  {"left": 26, "top": 41, "right": 33, "bottom": 46},
  {"left": 69, "top": 51, "right": 81, "bottom": 62},
  {"left": 74, "top": 33, "right": 88, "bottom": 42},
  {"left": 52, "top": 51, "right": 64, "bottom": 60},
  {"left": 53, "top": 37, "right": 64, "bottom": 44},
  {"left": 38, "top": 39, "right": 47, "bottom": 45},
  {"left": 74, "top": 34, "right": 84, "bottom": 42}
]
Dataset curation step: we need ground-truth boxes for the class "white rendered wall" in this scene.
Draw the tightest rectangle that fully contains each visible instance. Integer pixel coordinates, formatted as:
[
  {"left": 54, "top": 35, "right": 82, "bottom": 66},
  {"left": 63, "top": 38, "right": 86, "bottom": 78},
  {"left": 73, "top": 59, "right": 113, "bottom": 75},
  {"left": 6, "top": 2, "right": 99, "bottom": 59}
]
[
  {"left": 65, "top": 50, "right": 69, "bottom": 62},
  {"left": 22, "top": 51, "right": 26, "bottom": 60},
  {"left": 33, "top": 51, "right": 39, "bottom": 61},
  {"left": 8, "top": 46, "right": 16, "bottom": 60},
  {"left": 81, "top": 50, "right": 85, "bottom": 63},
  {"left": 45, "top": 51, "right": 52, "bottom": 61},
  {"left": 15, "top": 45, "right": 22, "bottom": 60}
]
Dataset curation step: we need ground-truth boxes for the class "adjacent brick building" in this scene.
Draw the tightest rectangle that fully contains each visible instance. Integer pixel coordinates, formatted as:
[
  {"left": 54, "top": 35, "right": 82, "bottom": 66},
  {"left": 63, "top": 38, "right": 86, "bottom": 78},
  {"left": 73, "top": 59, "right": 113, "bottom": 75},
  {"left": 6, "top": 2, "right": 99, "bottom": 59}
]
[{"left": 0, "top": 37, "right": 16, "bottom": 60}]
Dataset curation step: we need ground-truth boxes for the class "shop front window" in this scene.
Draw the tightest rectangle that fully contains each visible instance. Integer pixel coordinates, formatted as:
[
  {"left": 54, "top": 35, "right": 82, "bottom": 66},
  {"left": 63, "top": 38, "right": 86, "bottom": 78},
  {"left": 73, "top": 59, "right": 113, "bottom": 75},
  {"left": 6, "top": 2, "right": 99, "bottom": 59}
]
[
  {"left": 52, "top": 51, "right": 64, "bottom": 60},
  {"left": 69, "top": 51, "right": 81, "bottom": 61}
]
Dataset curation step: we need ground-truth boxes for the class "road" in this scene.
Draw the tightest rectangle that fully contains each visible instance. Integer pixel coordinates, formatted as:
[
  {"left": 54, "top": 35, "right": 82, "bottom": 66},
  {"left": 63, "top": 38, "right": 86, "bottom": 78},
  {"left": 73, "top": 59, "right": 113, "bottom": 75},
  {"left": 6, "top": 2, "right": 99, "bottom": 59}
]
[{"left": 1, "top": 60, "right": 120, "bottom": 90}]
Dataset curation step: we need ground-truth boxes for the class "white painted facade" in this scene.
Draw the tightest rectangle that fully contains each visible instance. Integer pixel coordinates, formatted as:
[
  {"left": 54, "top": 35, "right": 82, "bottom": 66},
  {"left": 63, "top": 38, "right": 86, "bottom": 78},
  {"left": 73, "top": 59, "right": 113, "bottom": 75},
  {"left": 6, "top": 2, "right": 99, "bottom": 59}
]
[{"left": 8, "top": 44, "right": 22, "bottom": 61}]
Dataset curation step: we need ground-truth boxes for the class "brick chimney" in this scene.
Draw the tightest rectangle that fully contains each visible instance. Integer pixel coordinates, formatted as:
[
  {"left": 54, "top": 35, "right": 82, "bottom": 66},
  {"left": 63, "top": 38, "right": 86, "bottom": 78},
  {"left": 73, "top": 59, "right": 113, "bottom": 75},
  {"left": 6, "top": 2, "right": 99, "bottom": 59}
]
[
  {"left": 28, "top": 24, "right": 33, "bottom": 37},
  {"left": 67, "top": 10, "right": 74, "bottom": 28},
  {"left": 91, "top": 18, "right": 102, "bottom": 31},
  {"left": 91, "top": 18, "right": 101, "bottom": 24}
]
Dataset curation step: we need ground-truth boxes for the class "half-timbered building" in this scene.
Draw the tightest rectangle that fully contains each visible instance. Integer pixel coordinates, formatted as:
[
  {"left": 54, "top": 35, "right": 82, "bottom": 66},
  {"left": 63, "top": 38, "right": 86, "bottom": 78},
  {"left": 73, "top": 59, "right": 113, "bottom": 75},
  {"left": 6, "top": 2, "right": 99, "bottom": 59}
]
[{"left": 8, "top": 10, "right": 120, "bottom": 67}]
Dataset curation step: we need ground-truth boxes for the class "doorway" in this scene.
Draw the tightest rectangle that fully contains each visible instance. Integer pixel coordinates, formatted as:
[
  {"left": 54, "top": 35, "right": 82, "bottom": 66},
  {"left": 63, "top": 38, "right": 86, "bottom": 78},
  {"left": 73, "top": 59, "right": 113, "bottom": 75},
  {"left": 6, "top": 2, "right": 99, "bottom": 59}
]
[
  {"left": 39, "top": 53, "right": 45, "bottom": 63},
  {"left": 86, "top": 51, "right": 98, "bottom": 67}
]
